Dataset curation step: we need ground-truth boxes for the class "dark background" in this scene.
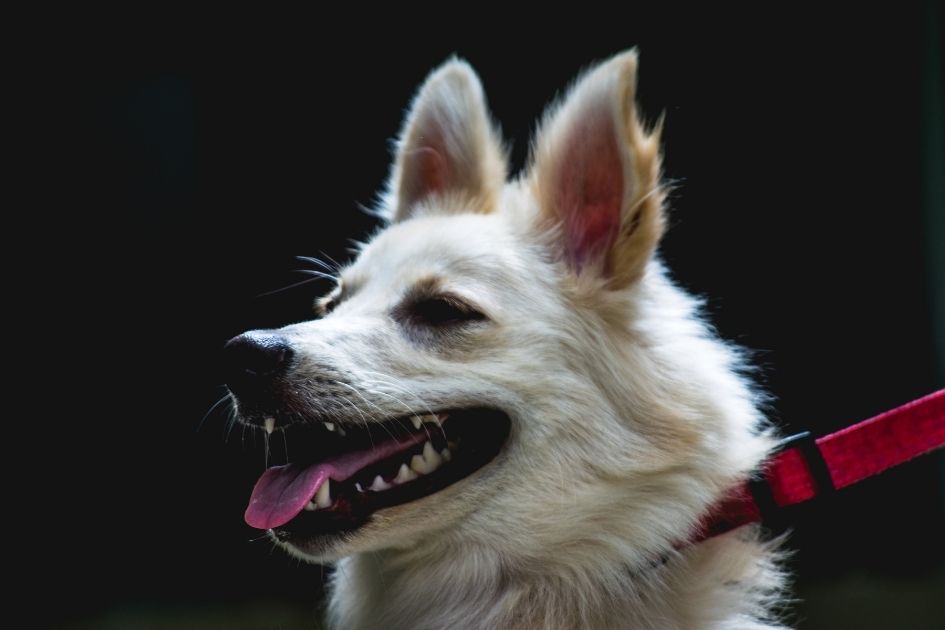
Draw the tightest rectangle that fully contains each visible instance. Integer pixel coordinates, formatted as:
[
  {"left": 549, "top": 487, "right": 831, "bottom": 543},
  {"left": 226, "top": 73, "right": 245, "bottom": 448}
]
[{"left": 32, "top": 5, "right": 943, "bottom": 629}]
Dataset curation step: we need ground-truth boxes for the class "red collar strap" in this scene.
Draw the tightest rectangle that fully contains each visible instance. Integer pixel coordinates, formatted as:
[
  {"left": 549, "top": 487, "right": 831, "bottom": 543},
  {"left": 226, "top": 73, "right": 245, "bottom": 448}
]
[{"left": 694, "top": 389, "right": 945, "bottom": 542}]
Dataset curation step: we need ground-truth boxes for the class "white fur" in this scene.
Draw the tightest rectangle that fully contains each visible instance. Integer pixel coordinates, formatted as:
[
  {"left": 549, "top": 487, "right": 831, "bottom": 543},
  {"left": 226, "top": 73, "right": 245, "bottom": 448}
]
[{"left": 270, "top": 50, "right": 787, "bottom": 629}]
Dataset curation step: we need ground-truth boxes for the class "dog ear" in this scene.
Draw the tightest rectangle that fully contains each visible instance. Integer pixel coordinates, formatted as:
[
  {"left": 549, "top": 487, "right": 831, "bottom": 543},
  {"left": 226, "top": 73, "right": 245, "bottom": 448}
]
[
  {"left": 528, "top": 50, "right": 665, "bottom": 288},
  {"left": 386, "top": 58, "right": 507, "bottom": 223}
]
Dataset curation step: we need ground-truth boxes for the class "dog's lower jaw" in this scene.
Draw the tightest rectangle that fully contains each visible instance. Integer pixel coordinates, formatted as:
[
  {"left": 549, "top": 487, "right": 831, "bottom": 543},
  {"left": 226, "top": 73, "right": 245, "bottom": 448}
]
[
  {"left": 326, "top": 528, "right": 788, "bottom": 630},
  {"left": 269, "top": 529, "right": 346, "bottom": 564}
]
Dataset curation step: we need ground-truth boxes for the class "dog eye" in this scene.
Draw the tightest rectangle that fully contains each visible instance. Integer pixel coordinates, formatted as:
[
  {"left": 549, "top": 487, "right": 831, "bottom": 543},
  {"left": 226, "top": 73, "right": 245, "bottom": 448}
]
[{"left": 410, "top": 296, "right": 485, "bottom": 327}]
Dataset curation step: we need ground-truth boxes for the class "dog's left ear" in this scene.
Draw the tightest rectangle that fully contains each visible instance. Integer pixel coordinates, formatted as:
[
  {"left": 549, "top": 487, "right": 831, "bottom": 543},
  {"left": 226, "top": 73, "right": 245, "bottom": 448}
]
[
  {"left": 386, "top": 58, "right": 507, "bottom": 223},
  {"left": 529, "top": 50, "right": 665, "bottom": 288}
]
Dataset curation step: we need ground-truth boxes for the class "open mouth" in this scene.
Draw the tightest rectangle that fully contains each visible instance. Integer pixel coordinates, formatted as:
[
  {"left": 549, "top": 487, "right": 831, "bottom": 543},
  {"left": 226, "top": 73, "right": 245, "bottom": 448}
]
[{"left": 244, "top": 408, "right": 511, "bottom": 537}]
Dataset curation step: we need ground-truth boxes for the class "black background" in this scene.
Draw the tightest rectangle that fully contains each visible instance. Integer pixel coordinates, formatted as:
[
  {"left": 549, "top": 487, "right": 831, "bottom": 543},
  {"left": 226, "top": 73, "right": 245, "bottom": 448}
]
[{"left": 31, "top": 5, "right": 944, "bottom": 629}]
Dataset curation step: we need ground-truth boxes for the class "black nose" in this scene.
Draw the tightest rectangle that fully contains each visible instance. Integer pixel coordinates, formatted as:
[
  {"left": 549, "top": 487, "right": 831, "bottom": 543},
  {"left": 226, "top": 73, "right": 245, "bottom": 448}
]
[{"left": 223, "top": 331, "right": 294, "bottom": 399}]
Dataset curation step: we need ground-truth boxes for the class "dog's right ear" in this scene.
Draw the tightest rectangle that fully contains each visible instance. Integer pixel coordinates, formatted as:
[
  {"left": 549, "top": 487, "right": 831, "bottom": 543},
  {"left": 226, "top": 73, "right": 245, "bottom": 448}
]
[{"left": 384, "top": 59, "right": 507, "bottom": 223}]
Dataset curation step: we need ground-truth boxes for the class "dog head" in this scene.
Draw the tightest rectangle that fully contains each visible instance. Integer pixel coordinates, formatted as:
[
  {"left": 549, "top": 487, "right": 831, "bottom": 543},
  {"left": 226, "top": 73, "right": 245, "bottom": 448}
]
[{"left": 225, "top": 50, "right": 769, "bottom": 568}]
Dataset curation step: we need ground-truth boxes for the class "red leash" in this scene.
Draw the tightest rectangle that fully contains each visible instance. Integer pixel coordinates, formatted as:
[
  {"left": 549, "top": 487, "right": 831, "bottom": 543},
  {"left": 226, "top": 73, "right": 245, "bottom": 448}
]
[{"left": 696, "top": 389, "right": 945, "bottom": 542}]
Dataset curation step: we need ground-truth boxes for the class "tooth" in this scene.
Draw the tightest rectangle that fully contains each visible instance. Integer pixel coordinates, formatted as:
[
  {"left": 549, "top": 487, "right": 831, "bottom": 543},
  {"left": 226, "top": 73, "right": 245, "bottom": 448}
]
[
  {"left": 337, "top": 425, "right": 346, "bottom": 436},
  {"left": 411, "top": 444, "right": 442, "bottom": 475},
  {"left": 324, "top": 422, "right": 335, "bottom": 432},
  {"left": 423, "top": 441, "right": 442, "bottom": 467},
  {"left": 263, "top": 417, "right": 275, "bottom": 435},
  {"left": 411, "top": 416, "right": 423, "bottom": 430},
  {"left": 441, "top": 448, "right": 452, "bottom": 462},
  {"left": 303, "top": 500, "right": 317, "bottom": 511},
  {"left": 355, "top": 482, "right": 365, "bottom": 493},
  {"left": 394, "top": 463, "right": 418, "bottom": 484},
  {"left": 437, "top": 412, "right": 449, "bottom": 423},
  {"left": 315, "top": 481, "right": 331, "bottom": 508},
  {"left": 421, "top": 413, "right": 441, "bottom": 427},
  {"left": 370, "top": 475, "right": 391, "bottom": 491},
  {"left": 410, "top": 454, "right": 428, "bottom": 474}
]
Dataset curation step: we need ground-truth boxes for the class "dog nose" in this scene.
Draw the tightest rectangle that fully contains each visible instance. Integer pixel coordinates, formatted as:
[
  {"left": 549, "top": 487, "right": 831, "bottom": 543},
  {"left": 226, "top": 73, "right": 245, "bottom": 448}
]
[{"left": 223, "top": 331, "right": 294, "bottom": 398}]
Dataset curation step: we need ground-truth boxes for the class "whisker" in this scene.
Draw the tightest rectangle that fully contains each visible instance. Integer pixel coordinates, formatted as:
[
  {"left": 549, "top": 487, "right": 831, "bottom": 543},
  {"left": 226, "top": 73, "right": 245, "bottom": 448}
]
[
  {"left": 199, "top": 392, "right": 233, "bottom": 432},
  {"left": 224, "top": 404, "right": 240, "bottom": 443},
  {"left": 359, "top": 384, "right": 432, "bottom": 442},
  {"left": 359, "top": 373, "right": 446, "bottom": 442},
  {"left": 296, "top": 254, "right": 339, "bottom": 274},
  {"left": 358, "top": 371, "right": 433, "bottom": 410},
  {"left": 334, "top": 381, "right": 402, "bottom": 444},
  {"left": 318, "top": 251, "right": 343, "bottom": 271},
  {"left": 291, "top": 268, "right": 337, "bottom": 282},
  {"left": 256, "top": 276, "right": 324, "bottom": 298},
  {"left": 336, "top": 394, "right": 375, "bottom": 449}
]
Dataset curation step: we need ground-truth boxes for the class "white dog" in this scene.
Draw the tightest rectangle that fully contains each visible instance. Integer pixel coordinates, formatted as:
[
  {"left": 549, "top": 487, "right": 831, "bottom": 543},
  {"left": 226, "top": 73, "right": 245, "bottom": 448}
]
[{"left": 225, "top": 49, "right": 786, "bottom": 629}]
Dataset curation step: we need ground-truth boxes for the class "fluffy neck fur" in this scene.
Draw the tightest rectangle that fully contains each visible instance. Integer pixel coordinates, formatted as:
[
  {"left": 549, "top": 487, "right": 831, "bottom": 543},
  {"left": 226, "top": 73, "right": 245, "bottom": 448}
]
[
  {"left": 326, "top": 264, "right": 787, "bottom": 630},
  {"left": 329, "top": 532, "right": 783, "bottom": 630}
]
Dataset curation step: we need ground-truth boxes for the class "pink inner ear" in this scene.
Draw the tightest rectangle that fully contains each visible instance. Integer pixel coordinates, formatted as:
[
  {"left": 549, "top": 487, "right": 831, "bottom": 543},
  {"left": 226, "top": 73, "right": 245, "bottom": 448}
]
[
  {"left": 401, "top": 118, "right": 459, "bottom": 210},
  {"left": 556, "top": 109, "right": 624, "bottom": 271},
  {"left": 412, "top": 145, "right": 450, "bottom": 198}
]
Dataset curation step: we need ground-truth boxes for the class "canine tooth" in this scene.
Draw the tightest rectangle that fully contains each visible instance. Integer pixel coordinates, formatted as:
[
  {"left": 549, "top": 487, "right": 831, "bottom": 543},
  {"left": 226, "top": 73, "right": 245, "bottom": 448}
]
[
  {"left": 355, "top": 482, "right": 364, "bottom": 492},
  {"left": 440, "top": 448, "right": 452, "bottom": 462},
  {"left": 411, "top": 416, "right": 423, "bottom": 430},
  {"left": 315, "top": 481, "right": 331, "bottom": 508},
  {"left": 410, "top": 454, "right": 428, "bottom": 474},
  {"left": 421, "top": 413, "right": 441, "bottom": 427},
  {"left": 411, "top": 444, "right": 442, "bottom": 475},
  {"left": 423, "top": 441, "right": 443, "bottom": 467},
  {"left": 394, "top": 463, "right": 418, "bottom": 484},
  {"left": 324, "top": 422, "right": 335, "bottom": 432},
  {"left": 303, "top": 500, "right": 317, "bottom": 511},
  {"left": 263, "top": 417, "right": 275, "bottom": 435},
  {"left": 370, "top": 475, "right": 392, "bottom": 491}
]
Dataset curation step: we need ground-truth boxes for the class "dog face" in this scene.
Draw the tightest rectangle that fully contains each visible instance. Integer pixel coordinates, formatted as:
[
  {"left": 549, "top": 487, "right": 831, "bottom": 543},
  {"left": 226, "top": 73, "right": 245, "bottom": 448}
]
[{"left": 226, "top": 51, "right": 768, "bottom": 567}]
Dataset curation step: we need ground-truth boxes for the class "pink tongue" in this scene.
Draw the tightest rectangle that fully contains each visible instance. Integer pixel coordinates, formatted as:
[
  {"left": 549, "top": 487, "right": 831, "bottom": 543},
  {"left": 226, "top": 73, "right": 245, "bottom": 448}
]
[{"left": 244, "top": 431, "right": 427, "bottom": 530}]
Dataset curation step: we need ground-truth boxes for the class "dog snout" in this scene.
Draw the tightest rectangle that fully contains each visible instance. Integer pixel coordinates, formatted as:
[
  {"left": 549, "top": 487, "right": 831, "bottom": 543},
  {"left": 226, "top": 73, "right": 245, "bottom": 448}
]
[{"left": 223, "top": 331, "right": 294, "bottom": 400}]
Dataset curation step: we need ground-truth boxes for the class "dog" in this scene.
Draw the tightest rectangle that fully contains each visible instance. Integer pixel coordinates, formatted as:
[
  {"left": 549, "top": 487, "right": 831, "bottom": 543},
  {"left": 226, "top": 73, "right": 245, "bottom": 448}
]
[{"left": 224, "top": 49, "right": 786, "bottom": 629}]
